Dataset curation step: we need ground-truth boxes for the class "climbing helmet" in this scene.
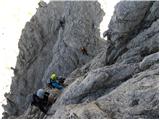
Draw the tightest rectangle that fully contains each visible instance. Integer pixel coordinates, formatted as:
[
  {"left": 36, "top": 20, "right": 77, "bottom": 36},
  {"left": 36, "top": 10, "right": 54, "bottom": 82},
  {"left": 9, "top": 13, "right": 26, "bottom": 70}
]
[
  {"left": 36, "top": 89, "right": 45, "bottom": 99},
  {"left": 50, "top": 73, "right": 57, "bottom": 81}
]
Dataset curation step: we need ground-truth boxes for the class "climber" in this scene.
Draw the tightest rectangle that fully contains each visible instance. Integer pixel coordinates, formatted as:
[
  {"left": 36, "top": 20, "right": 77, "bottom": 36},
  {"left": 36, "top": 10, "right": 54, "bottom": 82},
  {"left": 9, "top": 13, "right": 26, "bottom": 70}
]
[
  {"left": 56, "top": 17, "right": 65, "bottom": 31},
  {"left": 31, "top": 88, "right": 62, "bottom": 114},
  {"left": 59, "top": 18, "right": 65, "bottom": 29},
  {"left": 47, "top": 73, "right": 65, "bottom": 91},
  {"left": 31, "top": 89, "right": 51, "bottom": 114},
  {"left": 80, "top": 47, "right": 88, "bottom": 55}
]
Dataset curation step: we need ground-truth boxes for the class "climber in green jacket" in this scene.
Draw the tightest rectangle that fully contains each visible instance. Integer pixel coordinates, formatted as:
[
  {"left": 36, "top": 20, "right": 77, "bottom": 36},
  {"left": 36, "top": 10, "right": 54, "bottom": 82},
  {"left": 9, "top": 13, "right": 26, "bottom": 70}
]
[{"left": 47, "top": 73, "right": 66, "bottom": 91}]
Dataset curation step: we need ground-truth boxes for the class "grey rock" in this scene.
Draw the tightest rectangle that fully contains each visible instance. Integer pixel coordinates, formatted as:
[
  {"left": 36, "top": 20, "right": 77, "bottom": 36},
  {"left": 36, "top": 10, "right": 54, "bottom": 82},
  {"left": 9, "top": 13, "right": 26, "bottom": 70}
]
[
  {"left": 96, "top": 68, "right": 159, "bottom": 119},
  {"left": 116, "top": 19, "right": 159, "bottom": 64},
  {"left": 108, "top": 1, "right": 152, "bottom": 43},
  {"left": 41, "top": 1, "right": 105, "bottom": 83},
  {"left": 38, "top": 1, "right": 47, "bottom": 8},
  {"left": 47, "top": 67, "right": 158, "bottom": 119},
  {"left": 143, "top": 1, "right": 159, "bottom": 28},
  {"left": 139, "top": 52, "right": 159, "bottom": 70},
  {"left": 57, "top": 63, "right": 139, "bottom": 105},
  {"left": 52, "top": 103, "right": 107, "bottom": 119},
  {"left": 3, "top": 1, "right": 159, "bottom": 119},
  {"left": 127, "top": 19, "right": 159, "bottom": 50},
  {"left": 3, "top": 1, "right": 104, "bottom": 118}
]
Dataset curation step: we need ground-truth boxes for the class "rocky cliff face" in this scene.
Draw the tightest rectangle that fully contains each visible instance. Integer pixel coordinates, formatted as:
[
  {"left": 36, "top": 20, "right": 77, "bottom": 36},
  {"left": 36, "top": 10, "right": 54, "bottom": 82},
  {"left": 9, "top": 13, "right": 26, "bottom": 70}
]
[{"left": 3, "top": 1, "right": 159, "bottom": 119}]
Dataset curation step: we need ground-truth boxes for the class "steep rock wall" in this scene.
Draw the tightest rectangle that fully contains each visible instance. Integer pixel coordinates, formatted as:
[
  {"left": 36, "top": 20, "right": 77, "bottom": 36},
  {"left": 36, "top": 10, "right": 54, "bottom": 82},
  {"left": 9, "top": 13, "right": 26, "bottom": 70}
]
[
  {"left": 3, "top": 1, "right": 104, "bottom": 118},
  {"left": 3, "top": 1, "right": 159, "bottom": 119},
  {"left": 44, "top": 1, "right": 159, "bottom": 119}
]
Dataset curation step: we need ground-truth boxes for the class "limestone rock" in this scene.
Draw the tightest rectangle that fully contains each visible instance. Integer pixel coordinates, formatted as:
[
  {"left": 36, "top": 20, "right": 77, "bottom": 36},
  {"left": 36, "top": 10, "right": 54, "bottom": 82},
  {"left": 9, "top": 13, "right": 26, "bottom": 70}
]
[
  {"left": 3, "top": 1, "right": 159, "bottom": 119},
  {"left": 96, "top": 67, "right": 159, "bottom": 119},
  {"left": 139, "top": 52, "right": 159, "bottom": 70},
  {"left": 3, "top": 1, "right": 104, "bottom": 118},
  {"left": 107, "top": 1, "right": 152, "bottom": 43},
  {"left": 46, "top": 64, "right": 158, "bottom": 119}
]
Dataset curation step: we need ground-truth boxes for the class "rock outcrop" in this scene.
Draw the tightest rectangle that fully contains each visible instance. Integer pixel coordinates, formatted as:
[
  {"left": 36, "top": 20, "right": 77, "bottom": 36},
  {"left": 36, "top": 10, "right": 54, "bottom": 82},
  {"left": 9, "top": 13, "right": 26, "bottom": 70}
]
[{"left": 2, "top": 1, "right": 159, "bottom": 119}]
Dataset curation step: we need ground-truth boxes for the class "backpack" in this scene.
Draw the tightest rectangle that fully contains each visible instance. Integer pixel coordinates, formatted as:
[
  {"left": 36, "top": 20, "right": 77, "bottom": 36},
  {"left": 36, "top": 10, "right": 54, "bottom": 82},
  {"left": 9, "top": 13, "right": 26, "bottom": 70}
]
[
  {"left": 31, "top": 92, "right": 49, "bottom": 106},
  {"left": 31, "top": 94, "right": 41, "bottom": 107},
  {"left": 31, "top": 92, "right": 50, "bottom": 114}
]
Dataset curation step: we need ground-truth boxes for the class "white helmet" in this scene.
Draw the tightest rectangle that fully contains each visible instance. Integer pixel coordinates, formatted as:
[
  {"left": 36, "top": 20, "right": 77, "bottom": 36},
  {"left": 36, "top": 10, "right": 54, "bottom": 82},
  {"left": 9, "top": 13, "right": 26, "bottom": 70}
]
[{"left": 36, "top": 89, "right": 45, "bottom": 99}]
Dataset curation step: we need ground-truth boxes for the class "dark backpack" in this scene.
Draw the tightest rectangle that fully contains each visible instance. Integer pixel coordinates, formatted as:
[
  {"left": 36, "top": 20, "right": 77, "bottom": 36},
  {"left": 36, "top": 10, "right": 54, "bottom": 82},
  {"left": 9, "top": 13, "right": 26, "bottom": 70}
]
[
  {"left": 31, "top": 94, "right": 41, "bottom": 106},
  {"left": 31, "top": 92, "right": 49, "bottom": 106},
  {"left": 31, "top": 92, "right": 50, "bottom": 114}
]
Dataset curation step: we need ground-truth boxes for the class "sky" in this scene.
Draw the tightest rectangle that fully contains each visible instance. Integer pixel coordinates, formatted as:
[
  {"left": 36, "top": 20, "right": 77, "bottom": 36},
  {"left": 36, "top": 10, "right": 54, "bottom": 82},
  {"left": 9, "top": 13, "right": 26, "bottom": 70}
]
[{"left": 0, "top": 0, "right": 119, "bottom": 118}]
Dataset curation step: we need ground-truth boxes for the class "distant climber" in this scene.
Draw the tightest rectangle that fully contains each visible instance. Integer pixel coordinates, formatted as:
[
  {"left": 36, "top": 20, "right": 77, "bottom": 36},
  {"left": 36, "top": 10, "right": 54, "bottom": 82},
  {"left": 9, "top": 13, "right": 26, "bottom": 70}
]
[
  {"left": 59, "top": 18, "right": 65, "bottom": 29},
  {"left": 56, "top": 17, "right": 65, "bottom": 30},
  {"left": 10, "top": 67, "right": 18, "bottom": 74},
  {"left": 80, "top": 47, "right": 88, "bottom": 56},
  {"left": 47, "top": 73, "right": 65, "bottom": 91}
]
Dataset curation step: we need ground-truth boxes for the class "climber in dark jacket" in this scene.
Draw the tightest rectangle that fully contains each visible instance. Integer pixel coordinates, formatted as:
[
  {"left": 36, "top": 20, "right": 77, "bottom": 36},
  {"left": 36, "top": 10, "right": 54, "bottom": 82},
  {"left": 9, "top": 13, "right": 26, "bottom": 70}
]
[
  {"left": 80, "top": 47, "right": 88, "bottom": 56},
  {"left": 31, "top": 89, "right": 51, "bottom": 114},
  {"left": 47, "top": 73, "right": 65, "bottom": 91}
]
